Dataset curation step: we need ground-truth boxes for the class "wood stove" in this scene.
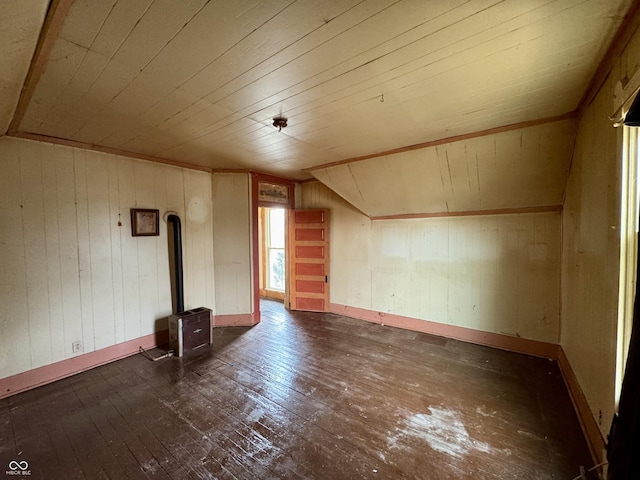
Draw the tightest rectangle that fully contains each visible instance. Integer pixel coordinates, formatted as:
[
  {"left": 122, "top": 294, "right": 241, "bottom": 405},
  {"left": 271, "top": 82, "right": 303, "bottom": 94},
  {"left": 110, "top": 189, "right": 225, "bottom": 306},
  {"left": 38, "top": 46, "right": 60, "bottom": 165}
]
[{"left": 168, "top": 307, "right": 212, "bottom": 357}]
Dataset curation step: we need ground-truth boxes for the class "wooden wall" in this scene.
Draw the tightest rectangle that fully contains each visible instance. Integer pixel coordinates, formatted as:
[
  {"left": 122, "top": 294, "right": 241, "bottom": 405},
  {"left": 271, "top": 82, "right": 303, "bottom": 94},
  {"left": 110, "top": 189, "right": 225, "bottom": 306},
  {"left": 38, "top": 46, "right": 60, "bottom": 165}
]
[
  {"left": 310, "top": 118, "right": 575, "bottom": 218},
  {"left": 0, "top": 136, "right": 214, "bottom": 379},
  {"left": 211, "top": 172, "right": 253, "bottom": 316},
  {"left": 561, "top": 21, "right": 640, "bottom": 441},
  {"left": 301, "top": 181, "right": 561, "bottom": 344}
]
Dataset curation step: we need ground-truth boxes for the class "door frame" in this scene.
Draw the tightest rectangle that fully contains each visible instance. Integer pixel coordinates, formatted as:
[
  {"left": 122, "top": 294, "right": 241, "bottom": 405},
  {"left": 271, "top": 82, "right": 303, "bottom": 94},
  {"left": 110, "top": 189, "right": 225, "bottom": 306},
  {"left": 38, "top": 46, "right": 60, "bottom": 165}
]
[{"left": 250, "top": 173, "right": 296, "bottom": 321}]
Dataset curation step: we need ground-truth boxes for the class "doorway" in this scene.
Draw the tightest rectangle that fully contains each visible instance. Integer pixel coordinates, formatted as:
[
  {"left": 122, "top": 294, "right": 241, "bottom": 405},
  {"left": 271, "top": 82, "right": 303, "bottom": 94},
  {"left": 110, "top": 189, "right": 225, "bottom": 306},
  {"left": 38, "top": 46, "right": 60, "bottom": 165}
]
[{"left": 259, "top": 207, "right": 287, "bottom": 302}]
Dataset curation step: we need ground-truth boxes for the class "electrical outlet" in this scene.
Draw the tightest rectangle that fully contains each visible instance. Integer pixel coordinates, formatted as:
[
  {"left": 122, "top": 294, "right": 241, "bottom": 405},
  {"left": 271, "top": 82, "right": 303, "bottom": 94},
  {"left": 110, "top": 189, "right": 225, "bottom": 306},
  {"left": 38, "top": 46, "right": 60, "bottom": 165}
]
[{"left": 72, "top": 341, "right": 82, "bottom": 353}]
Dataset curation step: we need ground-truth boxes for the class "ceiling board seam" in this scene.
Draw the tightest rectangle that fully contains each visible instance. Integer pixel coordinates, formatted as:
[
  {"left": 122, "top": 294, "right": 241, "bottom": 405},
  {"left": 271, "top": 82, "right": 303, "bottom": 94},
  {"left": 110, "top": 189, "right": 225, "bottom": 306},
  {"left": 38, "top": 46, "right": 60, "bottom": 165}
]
[
  {"left": 288, "top": 63, "right": 578, "bottom": 138},
  {"left": 53, "top": 0, "right": 211, "bottom": 147},
  {"left": 307, "top": 112, "right": 579, "bottom": 172},
  {"left": 114, "top": 0, "right": 301, "bottom": 144},
  {"left": 138, "top": 0, "right": 408, "bottom": 144},
  {"left": 347, "top": 164, "right": 365, "bottom": 204},
  {"left": 36, "top": 1, "right": 117, "bottom": 131},
  {"left": 204, "top": 0, "right": 378, "bottom": 103},
  {"left": 88, "top": 0, "right": 215, "bottom": 144},
  {"left": 445, "top": 150, "right": 455, "bottom": 207},
  {"left": 222, "top": 0, "right": 508, "bottom": 124},
  {"left": 69, "top": 0, "right": 159, "bottom": 139},
  {"left": 342, "top": 1, "right": 550, "bottom": 101},
  {"left": 91, "top": 0, "right": 211, "bottom": 141},
  {"left": 233, "top": 0, "right": 563, "bottom": 126},
  {"left": 8, "top": 0, "right": 75, "bottom": 135},
  {"left": 209, "top": 0, "right": 406, "bottom": 113},
  {"left": 184, "top": 0, "right": 299, "bottom": 92}
]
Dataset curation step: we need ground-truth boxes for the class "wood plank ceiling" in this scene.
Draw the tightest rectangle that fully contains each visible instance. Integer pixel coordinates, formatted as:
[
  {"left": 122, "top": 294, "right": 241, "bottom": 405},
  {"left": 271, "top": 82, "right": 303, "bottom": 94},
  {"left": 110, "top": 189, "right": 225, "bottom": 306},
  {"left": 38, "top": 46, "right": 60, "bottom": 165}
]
[
  {"left": 0, "top": 0, "right": 48, "bottom": 133},
  {"left": 2, "top": 0, "right": 634, "bottom": 215}
]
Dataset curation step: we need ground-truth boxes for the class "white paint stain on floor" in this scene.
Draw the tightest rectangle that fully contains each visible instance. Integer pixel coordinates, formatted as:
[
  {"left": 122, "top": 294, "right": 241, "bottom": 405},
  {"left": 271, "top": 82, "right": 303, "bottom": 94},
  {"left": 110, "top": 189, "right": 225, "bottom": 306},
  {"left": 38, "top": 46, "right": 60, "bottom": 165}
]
[{"left": 388, "top": 407, "right": 492, "bottom": 459}]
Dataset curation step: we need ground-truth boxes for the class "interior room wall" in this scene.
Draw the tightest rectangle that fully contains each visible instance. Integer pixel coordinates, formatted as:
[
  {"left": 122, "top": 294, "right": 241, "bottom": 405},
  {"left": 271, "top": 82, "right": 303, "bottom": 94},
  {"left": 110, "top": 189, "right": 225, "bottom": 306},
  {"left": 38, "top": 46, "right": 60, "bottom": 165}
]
[
  {"left": 561, "top": 25, "right": 640, "bottom": 439},
  {"left": 300, "top": 181, "right": 562, "bottom": 344},
  {"left": 0, "top": 136, "right": 215, "bottom": 380},
  {"left": 211, "top": 172, "right": 253, "bottom": 317}
]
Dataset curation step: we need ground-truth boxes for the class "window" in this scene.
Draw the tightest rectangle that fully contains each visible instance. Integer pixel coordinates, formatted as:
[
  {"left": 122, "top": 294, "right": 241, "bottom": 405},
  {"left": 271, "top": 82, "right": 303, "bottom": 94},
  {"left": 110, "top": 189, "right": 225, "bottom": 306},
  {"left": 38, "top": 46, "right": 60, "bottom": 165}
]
[
  {"left": 617, "top": 125, "right": 640, "bottom": 401},
  {"left": 265, "top": 208, "right": 286, "bottom": 291}
]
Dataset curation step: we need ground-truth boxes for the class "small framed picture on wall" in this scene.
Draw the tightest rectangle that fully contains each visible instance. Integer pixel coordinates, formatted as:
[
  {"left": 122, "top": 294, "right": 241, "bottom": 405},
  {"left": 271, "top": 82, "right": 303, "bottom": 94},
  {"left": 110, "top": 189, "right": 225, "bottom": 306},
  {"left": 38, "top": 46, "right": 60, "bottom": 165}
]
[
  {"left": 131, "top": 208, "right": 159, "bottom": 236},
  {"left": 258, "top": 182, "right": 289, "bottom": 204}
]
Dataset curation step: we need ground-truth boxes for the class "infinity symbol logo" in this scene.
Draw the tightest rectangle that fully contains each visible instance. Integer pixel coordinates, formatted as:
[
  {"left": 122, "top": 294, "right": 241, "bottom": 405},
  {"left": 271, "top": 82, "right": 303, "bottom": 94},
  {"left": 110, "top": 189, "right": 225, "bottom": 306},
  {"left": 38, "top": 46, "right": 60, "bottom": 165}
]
[{"left": 8, "top": 460, "right": 29, "bottom": 470}]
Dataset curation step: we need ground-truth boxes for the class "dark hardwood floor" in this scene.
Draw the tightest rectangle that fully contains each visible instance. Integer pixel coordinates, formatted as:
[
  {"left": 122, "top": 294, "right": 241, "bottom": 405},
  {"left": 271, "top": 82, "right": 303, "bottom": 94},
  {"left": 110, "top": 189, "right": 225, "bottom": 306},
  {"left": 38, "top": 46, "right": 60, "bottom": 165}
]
[{"left": 1, "top": 299, "right": 593, "bottom": 479}]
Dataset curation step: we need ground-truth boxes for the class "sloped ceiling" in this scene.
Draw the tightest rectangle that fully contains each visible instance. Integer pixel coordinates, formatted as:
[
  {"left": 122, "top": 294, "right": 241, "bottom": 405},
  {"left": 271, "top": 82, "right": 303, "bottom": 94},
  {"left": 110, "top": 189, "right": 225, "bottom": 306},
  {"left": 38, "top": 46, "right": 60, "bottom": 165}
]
[
  {"left": 310, "top": 117, "right": 576, "bottom": 217},
  {"left": 0, "top": 0, "right": 48, "bottom": 134},
  {"left": 2, "top": 0, "right": 635, "bottom": 216}
]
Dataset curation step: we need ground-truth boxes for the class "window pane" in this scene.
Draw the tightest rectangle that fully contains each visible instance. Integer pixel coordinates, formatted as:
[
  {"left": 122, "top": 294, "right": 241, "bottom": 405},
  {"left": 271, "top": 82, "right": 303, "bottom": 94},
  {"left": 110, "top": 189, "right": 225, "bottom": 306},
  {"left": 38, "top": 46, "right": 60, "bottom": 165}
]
[
  {"left": 269, "top": 209, "right": 285, "bottom": 248},
  {"left": 268, "top": 249, "right": 285, "bottom": 290}
]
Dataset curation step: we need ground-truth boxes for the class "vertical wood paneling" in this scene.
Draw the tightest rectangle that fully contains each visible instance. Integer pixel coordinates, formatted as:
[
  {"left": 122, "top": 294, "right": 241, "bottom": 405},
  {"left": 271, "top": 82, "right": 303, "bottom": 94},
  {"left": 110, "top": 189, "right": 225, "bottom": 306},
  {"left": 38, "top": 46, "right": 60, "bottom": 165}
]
[
  {"left": 300, "top": 181, "right": 561, "bottom": 344},
  {"left": 300, "top": 181, "right": 372, "bottom": 309},
  {"left": 0, "top": 137, "right": 215, "bottom": 380},
  {"left": 73, "top": 148, "right": 95, "bottom": 353},
  {"left": 493, "top": 214, "right": 520, "bottom": 335},
  {"left": 371, "top": 213, "right": 560, "bottom": 343},
  {"left": 421, "top": 220, "right": 449, "bottom": 321},
  {"left": 313, "top": 119, "right": 576, "bottom": 217},
  {"left": 153, "top": 165, "right": 172, "bottom": 320},
  {"left": 560, "top": 21, "right": 635, "bottom": 439},
  {"left": 0, "top": 141, "right": 30, "bottom": 376},
  {"left": 54, "top": 145, "right": 83, "bottom": 358},
  {"left": 19, "top": 141, "right": 51, "bottom": 368},
  {"left": 133, "top": 161, "right": 160, "bottom": 337},
  {"left": 161, "top": 166, "right": 184, "bottom": 315},
  {"left": 86, "top": 153, "right": 116, "bottom": 350},
  {"left": 118, "top": 158, "right": 141, "bottom": 342},
  {"left": 148, "top": 163, "right": 167, "bottom": 325},
  {"left": 108, "top": 157, "right": 125, "bottom": 344},
  {"left": 41, "top": 144, "right": 65, "bottom": 362},
  {"left": 211, "top": 173, "right": 252, "bottom": 315},
  {"left": 184, "top": 169, "right": 214, "bottom": 310},
  {"left": 183, "top": 170, "right": 198, "bottom": 309}
]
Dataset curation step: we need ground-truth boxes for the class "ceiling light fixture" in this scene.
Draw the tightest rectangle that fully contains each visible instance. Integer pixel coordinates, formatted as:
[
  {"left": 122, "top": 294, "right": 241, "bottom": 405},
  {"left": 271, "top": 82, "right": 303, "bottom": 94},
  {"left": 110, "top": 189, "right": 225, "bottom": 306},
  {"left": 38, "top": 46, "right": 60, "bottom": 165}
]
[{"left": 272, "top": 116, "right": 288, "bottom": 131}]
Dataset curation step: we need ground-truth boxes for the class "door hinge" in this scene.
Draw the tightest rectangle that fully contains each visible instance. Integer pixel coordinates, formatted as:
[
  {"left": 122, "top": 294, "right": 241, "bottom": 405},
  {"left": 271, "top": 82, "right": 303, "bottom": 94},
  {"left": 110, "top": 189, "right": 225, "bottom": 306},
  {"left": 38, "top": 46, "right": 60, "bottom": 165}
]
[{"left": 325, "top": 275, "right": 328, "bottom": 283}]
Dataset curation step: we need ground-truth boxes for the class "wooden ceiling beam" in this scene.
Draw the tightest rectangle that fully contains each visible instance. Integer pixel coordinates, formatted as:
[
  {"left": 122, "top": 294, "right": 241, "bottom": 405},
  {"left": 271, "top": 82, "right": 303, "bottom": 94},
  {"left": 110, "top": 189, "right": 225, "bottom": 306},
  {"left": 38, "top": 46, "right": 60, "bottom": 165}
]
[{"left": 8, "top": 0, "right": 75, "bottom": 134}]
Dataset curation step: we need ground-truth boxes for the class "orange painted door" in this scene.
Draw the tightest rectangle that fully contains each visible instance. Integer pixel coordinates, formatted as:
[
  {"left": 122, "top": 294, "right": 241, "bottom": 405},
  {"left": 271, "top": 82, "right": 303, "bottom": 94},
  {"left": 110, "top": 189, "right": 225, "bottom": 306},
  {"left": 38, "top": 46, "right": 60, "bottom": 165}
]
[{"left": 288, "top": 209, "right": 330, "bottom": 312}]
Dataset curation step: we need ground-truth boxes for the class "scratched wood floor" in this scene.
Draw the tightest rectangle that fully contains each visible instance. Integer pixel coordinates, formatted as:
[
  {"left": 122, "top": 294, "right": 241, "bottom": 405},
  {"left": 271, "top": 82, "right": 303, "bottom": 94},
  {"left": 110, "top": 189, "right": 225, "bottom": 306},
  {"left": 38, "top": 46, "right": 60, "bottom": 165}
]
[{"left": 0, "top": 299, "right": 593, "bottom": 480}]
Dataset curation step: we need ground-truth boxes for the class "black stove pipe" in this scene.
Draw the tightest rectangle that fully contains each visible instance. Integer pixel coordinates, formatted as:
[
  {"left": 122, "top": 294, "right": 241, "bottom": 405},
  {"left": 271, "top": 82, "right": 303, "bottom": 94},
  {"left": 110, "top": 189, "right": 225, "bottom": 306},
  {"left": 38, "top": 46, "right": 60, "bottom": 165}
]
[{"left": 167, "top": 214, "right": 184, "bottom": 314}]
